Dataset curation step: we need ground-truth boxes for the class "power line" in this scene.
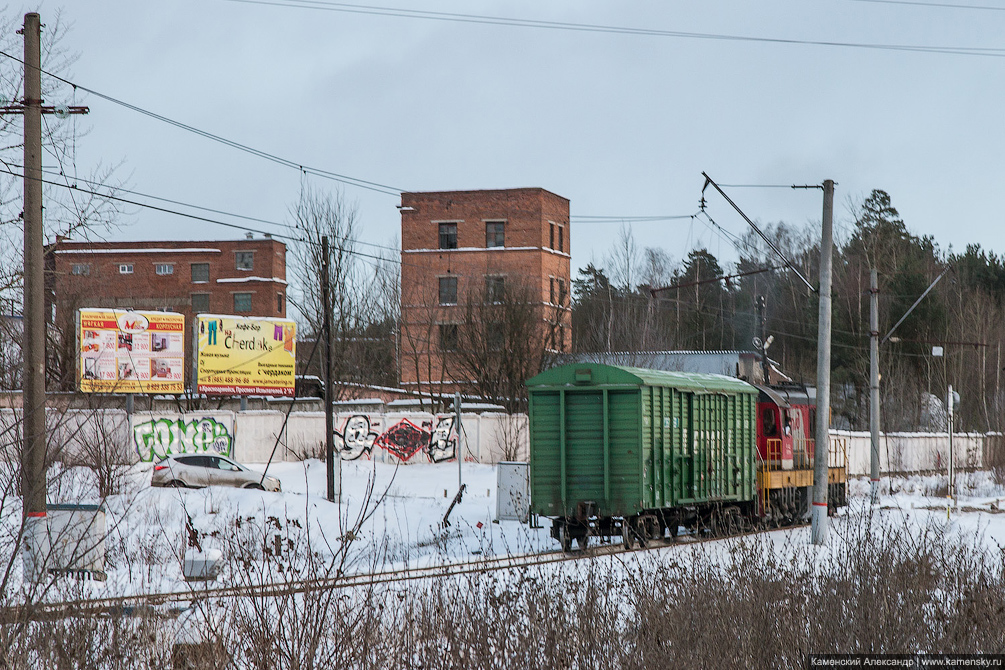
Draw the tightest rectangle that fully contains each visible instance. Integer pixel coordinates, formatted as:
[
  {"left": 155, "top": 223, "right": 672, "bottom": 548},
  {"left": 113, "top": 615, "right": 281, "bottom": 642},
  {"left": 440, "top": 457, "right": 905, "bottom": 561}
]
[
  {"left": 223, "top": 0, "right": 1005, "bottom": 58},
  {"left": 701, "top": 172, "right": 817, "bottom": 292},
  {"left": 847, "top": 0, "right": 1005, "bottom": 11},
  {"left": 571, "top": 214, "right": 696, "bottom": 222},
  {"left": 0, "top": 159, "right": 410, "bottom": 259},
  {"left": 0, "top": 50, "right": 405, "bottom": 198}
]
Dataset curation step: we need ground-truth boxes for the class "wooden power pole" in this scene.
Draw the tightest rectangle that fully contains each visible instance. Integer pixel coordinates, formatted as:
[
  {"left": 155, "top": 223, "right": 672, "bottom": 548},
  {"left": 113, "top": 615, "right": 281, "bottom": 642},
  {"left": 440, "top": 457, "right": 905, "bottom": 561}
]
[
  {"left": 3, "top": 13, "right": 88, "bottom": 539},
  {"left": 321, "top": 235, "right": 339, "bottom": 503},
  {"left": 20, "top": 12, "right": 46, "bottom": 528}
]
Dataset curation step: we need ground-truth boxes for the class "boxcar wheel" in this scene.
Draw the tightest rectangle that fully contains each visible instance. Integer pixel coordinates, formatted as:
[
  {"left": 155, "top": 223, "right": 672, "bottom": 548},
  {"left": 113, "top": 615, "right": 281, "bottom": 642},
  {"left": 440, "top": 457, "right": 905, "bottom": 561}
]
[
  {"left": 558, "top": 523, "right": 572, "bottom": 553},
  {"left": 622, "top": 519, "right": 636, "bottom": 550},
  {"left": 576, "top": 533, "right": 589, "bottom": 550}
]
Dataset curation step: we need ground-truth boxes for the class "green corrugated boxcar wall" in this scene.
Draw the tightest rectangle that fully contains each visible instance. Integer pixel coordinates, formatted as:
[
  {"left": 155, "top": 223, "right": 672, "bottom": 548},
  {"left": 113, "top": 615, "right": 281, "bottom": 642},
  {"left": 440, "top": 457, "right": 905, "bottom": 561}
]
[{"left": 528, "top": 363, "right": 757, "bottom": 518}]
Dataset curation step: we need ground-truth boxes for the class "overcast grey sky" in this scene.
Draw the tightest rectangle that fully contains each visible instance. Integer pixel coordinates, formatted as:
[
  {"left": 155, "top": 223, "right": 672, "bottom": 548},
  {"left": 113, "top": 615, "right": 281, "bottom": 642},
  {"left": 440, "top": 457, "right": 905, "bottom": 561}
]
[{"left": 35, "top": 1, "right": 1005, "bottom": 280}]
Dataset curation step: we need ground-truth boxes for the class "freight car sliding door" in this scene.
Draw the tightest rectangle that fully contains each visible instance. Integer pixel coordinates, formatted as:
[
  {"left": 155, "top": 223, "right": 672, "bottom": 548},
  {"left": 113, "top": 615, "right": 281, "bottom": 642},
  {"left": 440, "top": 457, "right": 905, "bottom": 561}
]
[
  {"left": 563, "top": 391, "right": 606, "bottom": 512},
  {"left": 530, "top": 388, "right": 642, "bottom": 517},
  {"left": 529, "top": 390, "right": 562, "bottom": 515},
  {"left": 607, "top": 389, "right": 642, "bottom": 515}
]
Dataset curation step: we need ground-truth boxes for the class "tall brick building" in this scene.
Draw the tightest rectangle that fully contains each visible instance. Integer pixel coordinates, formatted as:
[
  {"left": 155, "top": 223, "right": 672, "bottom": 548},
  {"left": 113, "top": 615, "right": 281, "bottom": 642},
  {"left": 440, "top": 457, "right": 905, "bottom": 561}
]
[
  {"left": 46, "top": 235, "right": 287, "bottom": 388},
  {"left": 399, "top": 188, "right": 571, "bottom": 396}
]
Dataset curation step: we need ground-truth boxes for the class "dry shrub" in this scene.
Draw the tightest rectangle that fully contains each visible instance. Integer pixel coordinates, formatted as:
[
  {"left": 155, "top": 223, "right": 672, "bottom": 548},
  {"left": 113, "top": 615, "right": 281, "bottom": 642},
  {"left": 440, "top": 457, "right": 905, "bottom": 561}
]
[{"left": 3, "top": 509, "right": 1004, "bottom": 669}]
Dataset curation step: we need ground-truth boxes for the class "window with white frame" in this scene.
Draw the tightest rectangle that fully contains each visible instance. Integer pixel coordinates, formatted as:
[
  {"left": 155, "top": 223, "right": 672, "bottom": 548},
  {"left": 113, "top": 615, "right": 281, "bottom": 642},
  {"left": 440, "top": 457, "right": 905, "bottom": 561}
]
[
  {"left": 155, "top": 263, "right": 174, "bottom": 275},
  {"left": 118, "top": 264, "right": 133, "bottom": 274},
  {"left": 71, "top": 264, "right": 90, "bottom": 276}
]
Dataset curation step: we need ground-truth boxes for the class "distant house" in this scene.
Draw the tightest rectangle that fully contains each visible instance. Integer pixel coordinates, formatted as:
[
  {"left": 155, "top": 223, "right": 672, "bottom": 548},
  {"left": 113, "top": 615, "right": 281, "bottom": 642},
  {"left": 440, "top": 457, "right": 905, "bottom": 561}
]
[{"left": 45, "top": 235, "right": 287, "bottom": 388}]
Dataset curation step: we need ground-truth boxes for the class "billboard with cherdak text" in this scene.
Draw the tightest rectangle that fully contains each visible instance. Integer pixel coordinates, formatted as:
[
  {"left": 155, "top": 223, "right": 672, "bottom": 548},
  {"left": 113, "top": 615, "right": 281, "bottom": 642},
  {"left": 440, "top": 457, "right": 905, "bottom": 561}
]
[
  {"left": 195, "top": 314, "right": 296, "bottom": 397},
  {"left": 78, "top": 309, "right": 186, "bottom": 394}
]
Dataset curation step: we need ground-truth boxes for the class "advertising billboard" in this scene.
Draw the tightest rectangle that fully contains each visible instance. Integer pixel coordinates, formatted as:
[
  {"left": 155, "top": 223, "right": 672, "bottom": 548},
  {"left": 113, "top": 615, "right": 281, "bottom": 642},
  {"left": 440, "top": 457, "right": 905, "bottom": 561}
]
[
  {"left": 78, "top": 309, "right": 186, "bottom": 394},
  {"left": 195, "top": 315, "right": 296, "bottom": 397}
]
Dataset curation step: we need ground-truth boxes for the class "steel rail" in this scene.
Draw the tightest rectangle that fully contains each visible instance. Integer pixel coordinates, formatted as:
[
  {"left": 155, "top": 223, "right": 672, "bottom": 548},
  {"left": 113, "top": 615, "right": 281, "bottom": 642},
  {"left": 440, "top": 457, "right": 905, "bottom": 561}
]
[{"left": 2, "top": 522, "right": 807, "bottom": 622}]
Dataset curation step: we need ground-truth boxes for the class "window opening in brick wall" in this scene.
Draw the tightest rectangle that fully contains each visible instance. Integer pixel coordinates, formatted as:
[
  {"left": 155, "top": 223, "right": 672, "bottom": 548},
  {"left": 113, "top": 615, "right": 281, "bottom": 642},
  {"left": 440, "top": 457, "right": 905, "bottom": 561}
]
[
  {"left": 277, "top": 292, "right": 284, "bottom": 314},
  {"left": 118, "top": 264, "right": 133, "bottom": 274},
  {"left": 549, "top": 222, "right": 555, "bottom": 250},
  {"left": 438, "top": 276, "right": 458, "bottom": 305},
  {"left": 558, "top": 225, "right": 564, "bottom": 253},
  {"left": 71, "top": 264, "right": 90, "bottom": 276},
  {"left": 234, "top": 292, "right": 253, "bottom": 313},
  {"left": 191, "top": 262, "right": 209, "bottom": 283},
  {"left": 557, "top": 278, "right": 567, "bottom": 306},
  {"left": 438, "top": 323, "right": 458, "bottom": 351},
  {"left": 155, "top": 263, "right": 174, "bottom": 275},
  {"left": 235, "top": 251, "right": 254, "bottom": 271},
  {"left": 485, "top": 221, "right": 505, "bottom": 248},
  {"left": 485, "top": 275, "right": 505, "bottom": 304},
  {"left": 191, "top": 293, "right": 210, "bottom": 313},
  {"left": 438, "top": 223, "right": 458, "bottom": 250},
  {"left": 549, "top": 276, "right": 555, "bottom": 304},
  {"left": 487, "top": 323, "right": 505, "bottom": 351}
]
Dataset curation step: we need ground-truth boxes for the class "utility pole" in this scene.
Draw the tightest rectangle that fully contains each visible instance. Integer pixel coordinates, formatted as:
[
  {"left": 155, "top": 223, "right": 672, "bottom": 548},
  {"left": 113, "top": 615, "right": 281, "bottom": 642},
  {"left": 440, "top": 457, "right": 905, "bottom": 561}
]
[
  {"left": 5, "top": 13, "right": 87, "bottom": 578},
  {"left": 20, "top": 13, "right": 45, "bottom": 530},
  {"left": 756, "top": 295, "right": 769, "bottom": 384},
  {"left": 322, "top": 236, "right": 338, "bottom": 503},
  {"left": 947, "top": 384, "right": 955, "bottom": 506},
  {"left": 13, "top": 13, "right": 88, "bottom": 515},
  {"left": 869, "top": 269, "right": 880, "bottom": 504},
  {"left": 454, "top": 391, "right": 462, "bottom": 489},
  {"left": 811, "top": 179, "right": 835, "bottom": 546}
]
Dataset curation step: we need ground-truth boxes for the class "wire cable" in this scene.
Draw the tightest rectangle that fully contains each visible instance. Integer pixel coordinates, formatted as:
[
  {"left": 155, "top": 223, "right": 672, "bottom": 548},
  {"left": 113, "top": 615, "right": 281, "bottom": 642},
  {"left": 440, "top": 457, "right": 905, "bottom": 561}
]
[
  {"left": 0, "top": 50, "right": 404, "bottom": 197},
  {"left": 223, "top": 0, "right": 1005, "bottom": 58},
  {"left": 846, "top": 0, "right": 1005, "bottom": 11}
]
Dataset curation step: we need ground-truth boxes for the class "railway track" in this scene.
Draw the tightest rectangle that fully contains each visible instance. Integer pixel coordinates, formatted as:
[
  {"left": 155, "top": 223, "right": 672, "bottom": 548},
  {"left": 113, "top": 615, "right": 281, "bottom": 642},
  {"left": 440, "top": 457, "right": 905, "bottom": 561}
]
[{"left": 2, "top": 521, "right": 805, "bottom": 622}]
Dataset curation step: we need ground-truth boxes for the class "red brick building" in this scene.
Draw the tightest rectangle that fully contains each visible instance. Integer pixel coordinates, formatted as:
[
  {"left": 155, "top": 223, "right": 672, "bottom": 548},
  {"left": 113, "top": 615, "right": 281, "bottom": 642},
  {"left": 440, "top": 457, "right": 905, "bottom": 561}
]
[
  {"left": 46, "top": 235, "right": 287, "bottom": 388},
  {"left": 399, "top": 188, "right": 571, "bottom": 395}
]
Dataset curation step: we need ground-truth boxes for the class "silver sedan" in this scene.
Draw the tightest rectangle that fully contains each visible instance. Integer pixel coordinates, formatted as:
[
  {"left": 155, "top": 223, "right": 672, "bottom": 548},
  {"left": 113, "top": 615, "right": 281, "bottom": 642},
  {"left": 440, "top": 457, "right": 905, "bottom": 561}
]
[{"left": 151, "top": 453, "right": 281, "bottom": 492}]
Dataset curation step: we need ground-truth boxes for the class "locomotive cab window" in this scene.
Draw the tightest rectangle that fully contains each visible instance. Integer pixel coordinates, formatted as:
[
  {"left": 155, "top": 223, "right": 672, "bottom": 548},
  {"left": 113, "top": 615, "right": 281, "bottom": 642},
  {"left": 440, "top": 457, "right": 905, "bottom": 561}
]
[{"left": 761, "top": 407, "right": 778, "bottom": 437}]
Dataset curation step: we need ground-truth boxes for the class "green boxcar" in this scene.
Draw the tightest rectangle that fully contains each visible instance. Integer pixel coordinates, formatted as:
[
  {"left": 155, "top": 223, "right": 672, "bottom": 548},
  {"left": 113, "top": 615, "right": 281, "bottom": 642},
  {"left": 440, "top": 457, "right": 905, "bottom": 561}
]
[{"left": 528, "top": 363, "right": 758, "bottom": 520}]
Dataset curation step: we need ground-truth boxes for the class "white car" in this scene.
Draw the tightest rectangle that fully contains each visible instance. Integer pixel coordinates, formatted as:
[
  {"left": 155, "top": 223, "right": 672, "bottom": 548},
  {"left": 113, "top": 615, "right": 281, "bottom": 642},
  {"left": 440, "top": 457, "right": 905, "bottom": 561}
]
[{"left": 151, "top": 453, "right": 281, "bottom": 492}]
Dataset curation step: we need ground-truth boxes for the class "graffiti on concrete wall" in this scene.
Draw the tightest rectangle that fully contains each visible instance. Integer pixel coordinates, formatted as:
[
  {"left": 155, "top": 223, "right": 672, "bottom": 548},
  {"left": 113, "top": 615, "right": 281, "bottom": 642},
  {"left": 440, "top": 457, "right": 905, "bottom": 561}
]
[
  {"left": 133, "top": 416, "right": 233, "bottom": 462},
  {"left": 335, "top": 414, "right": 380, "bottom": 460},
  {"left": 334, "top": 414, "right": 457, "bottom": 463},
  {"left": 427, "top": 416, "right": 455, "bottom": 463}
]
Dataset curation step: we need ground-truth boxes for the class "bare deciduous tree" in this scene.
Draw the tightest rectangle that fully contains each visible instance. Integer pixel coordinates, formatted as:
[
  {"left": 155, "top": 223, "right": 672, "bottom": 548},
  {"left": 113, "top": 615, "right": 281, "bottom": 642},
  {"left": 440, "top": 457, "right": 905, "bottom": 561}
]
[
  {"left": 287, "top": 183, "right": 397, "bottom": 397},
  {"left": 452, "top": 277, "right": 562, "bottom": 413}
]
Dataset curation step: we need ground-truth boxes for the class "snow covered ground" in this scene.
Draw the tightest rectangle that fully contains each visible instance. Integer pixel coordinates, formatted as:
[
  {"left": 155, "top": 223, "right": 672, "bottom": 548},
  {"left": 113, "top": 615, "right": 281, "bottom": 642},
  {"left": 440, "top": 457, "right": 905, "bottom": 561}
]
[{"left": 5, "top": 460, "right": 1005, "bottom": 601}]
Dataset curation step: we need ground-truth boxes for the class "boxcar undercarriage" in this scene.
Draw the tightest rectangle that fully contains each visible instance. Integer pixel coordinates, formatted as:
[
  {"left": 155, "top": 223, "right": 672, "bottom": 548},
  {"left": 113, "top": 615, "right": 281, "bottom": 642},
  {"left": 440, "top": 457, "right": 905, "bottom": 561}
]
[{"left": 550, "top": 481, "right": 848, "bottom": 552}]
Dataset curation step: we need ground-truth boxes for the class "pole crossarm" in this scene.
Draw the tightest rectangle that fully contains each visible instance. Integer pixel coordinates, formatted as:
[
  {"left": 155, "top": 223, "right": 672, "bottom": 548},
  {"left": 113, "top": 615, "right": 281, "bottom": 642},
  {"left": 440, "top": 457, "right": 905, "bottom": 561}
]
[
  {"left": 0, "top": 104, "right": 88, "bottom": 115},
  {"left": 887, "top": 337, "right": 987, "bottom": 348},
  {"left": 701, "top": 172, "right": 817, "bottom": 293}
]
